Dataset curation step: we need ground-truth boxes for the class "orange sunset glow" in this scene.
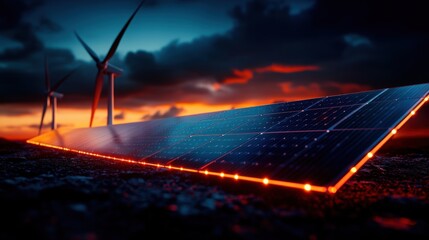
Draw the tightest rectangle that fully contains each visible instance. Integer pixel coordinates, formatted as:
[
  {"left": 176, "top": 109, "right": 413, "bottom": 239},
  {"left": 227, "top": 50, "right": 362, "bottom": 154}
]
[{"left": 2, "top": 80, "right": 428, "bottom": 141}]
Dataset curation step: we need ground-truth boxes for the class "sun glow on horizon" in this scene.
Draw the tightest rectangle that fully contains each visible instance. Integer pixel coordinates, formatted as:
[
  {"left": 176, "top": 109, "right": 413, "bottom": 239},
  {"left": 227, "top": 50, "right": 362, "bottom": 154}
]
[
  {"left": 0, "top": 101, "right": 259, "bottom": 140},
  {"left": 1, "top": 90, "right": 428, "bottom": 140}
]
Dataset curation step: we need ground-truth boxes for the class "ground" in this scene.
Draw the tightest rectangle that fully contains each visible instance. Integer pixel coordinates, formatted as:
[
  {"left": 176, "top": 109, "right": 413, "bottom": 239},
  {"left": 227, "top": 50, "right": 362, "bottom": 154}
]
[{"left": 0, "top": 138, "right": 428, "bottom": 239}]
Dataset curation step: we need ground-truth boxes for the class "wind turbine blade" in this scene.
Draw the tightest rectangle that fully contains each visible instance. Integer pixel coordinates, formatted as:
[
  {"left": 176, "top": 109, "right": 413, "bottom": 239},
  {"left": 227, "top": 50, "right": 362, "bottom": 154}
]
[
  {"left": 39, "top": 97, "right": 48, "bottom": 135},
  {"left": 51, "top": 66, "right": 80, "bottom": 92},
  {"left": 103, "top": 0, "right": 145, "bottom": 63},
  {"left": 74, "top": 31, "right": 100, "bottom": 63},
  {"left": 44, "top": 56, "right": 51, "bottom": 91},
  {"left": 89, "top": 70, "right": 104, "bottom": 127}
]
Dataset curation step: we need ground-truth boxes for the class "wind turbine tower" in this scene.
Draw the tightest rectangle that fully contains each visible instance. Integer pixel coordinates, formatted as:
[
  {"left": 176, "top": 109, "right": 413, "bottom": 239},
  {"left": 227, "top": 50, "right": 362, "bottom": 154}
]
[{"left": 39, "top": 57, "right": 76, "bottom": 134}]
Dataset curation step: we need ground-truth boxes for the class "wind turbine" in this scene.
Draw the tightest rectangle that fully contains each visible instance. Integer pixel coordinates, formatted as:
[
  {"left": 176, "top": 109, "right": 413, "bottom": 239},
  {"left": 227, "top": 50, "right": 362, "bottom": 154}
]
[
  {"left": 75, "top": 0, "right": 145, "bottom": 127},
  {"left": 39, "top": 57, "right": 76, "bottom": 135}
]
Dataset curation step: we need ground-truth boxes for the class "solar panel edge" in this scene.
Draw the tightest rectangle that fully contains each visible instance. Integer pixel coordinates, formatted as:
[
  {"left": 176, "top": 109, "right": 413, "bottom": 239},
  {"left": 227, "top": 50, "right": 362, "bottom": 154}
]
[
  {"left": 330, "top": 93, "right": 429, "bottom": 193},
  {"left": 322, "top": 88, "right": 429, "bottom": 188}
]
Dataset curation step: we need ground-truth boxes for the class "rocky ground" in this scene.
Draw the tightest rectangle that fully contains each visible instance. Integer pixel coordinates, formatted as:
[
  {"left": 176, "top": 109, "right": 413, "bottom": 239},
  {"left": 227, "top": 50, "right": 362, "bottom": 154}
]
[{"left": 0, "top": 138, "right": 428, "bottom": 239}]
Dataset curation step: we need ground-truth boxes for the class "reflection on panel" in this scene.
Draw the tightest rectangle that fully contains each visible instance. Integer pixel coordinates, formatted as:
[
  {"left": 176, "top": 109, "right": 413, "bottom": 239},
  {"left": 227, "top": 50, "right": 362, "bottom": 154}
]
[
  {"left": 170, "top": 134, "right": 256, "bottom": 169},
  {"left": 374, "top": 83, "right": 429, "bottom": 102},
  {"left": 270, "top": 129, "right": 387, "bottom": 186},
  {"left": 147, "top": 136, "right": 217, "bottom": 164},
  {"left": 335, "top": 99, "right": 420, "bottom": 129},
  {"left": 204, "top": 132, "right": 323, "bottom": 178},
  {"left": 309, "top": 89, "right": 383, "bottom": 109}
]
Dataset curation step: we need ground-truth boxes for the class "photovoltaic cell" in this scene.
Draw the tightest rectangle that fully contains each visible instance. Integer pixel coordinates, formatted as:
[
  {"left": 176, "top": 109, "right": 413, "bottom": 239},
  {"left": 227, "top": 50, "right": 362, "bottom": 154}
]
[
  {"left": 206, "top": 132, "right": 324, "bottom": 178},
  {"left": 170, "top": 134, "right": 256, "bottom": 169},
  {"left": 28, "top": 83, "right": 429, "bottom": 193}
]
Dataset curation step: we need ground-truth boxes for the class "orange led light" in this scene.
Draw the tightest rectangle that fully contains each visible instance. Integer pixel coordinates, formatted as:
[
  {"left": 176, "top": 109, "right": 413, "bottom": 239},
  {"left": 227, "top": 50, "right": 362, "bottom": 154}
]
[
  {"left": 204, "top": 170, "right": 209, "bottom": 175},
  {"left": 304, "top": 184, "right": 312, "bottom": 191},
  {"left": 220, "top": 172, "right": 224, "bottom": 178},
  {"left": 391, "top": 129, "right": 397, "bottom": 135},
  {"left": 263, "top": 178, "right": 269, "bottom": 185},
  {"left": 425, "top": 97, "right": 428, "bottom": 101},
  {"left": 411, "top": 111, "right": 415, "bottom": 115},
  {"left": 367, "top": 152, "right": 373, "bottom": 158},
  {"left": 234, "top": 174, "right": 239, "bottom": 180},
  {"left": 350, "top": 167, "right": 357, "bottom": 173},
  {"left": 328, "top": 186, "right": 337, "bottom": 194}
]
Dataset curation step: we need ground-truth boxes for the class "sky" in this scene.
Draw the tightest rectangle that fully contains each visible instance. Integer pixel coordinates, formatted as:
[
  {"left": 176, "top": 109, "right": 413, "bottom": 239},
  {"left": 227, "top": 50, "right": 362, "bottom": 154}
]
[{"left": 0, "top": 0, "right": 428, "bottom": 140}]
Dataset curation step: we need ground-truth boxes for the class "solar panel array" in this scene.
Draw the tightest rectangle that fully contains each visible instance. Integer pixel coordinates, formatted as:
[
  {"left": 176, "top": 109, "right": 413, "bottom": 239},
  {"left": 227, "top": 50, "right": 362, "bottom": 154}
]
[{"left": 28, "top": 83, "right": 429, "bottom": 192}]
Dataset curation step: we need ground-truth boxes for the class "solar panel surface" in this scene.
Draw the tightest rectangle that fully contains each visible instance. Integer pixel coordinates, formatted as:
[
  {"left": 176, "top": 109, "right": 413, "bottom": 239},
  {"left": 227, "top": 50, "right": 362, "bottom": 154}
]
[{"left": 28, "top": 83, "right": 429, "bottom": 193}]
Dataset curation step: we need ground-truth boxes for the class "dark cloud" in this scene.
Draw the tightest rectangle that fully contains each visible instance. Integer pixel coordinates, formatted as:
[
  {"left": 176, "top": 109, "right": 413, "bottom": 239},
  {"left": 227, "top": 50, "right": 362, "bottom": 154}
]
[
  {"left": 1, "top": 0, "right": 428, "bottom": 110},
  {"left": 0, "top": 48, "right": 81, "bottom": 103},
  {"left": 0, "top": 23, "right": 44, "bottom": 61},
  {"left": 121, "top": 0, "right": 429, "bottom": 105},
  {"left": 0, "top": 0, "right": 63, "bottom": 61},
  {"left": 36, "top": 16, "right": 62, "bottom": 33},
  {"left": 310, "top": 0, "right": 427, "bottom": 37},
  {"left": 0, "top": 0, "right": 43, "bottom": 30},
  {"left": 123, "top": 0, "right": 346, "bottom": 91},
  {"left": 142, "top": 105, "right": 184, "bottom": 120}
]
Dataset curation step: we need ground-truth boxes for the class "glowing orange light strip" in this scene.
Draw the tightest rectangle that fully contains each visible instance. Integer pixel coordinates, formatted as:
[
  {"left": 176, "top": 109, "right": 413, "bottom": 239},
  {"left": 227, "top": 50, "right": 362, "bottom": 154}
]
[
  {"left": 330, "top": 96, "right": 428, "bottom": 193},
  {"left": 26, "top": 96, "right": 427, "bottom": 194},
  {"left": 26, "top": 140, "right": 326, "bottom": 192}
]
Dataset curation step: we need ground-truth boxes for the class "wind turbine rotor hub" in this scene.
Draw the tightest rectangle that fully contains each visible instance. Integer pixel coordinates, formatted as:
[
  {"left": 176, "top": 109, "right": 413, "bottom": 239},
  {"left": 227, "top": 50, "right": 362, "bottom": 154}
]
[
  {"left": 51, "top": 92, "right": 64, "bottom": 98},
  {"left": 97, "top": 62, "right": 108, "bottom": 72}
]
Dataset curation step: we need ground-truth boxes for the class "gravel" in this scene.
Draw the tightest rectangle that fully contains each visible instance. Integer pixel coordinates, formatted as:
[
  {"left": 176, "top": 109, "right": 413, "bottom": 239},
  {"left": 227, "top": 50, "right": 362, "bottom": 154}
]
[{"left": 0, "top": 139, "right": 428, "bottom": 239}]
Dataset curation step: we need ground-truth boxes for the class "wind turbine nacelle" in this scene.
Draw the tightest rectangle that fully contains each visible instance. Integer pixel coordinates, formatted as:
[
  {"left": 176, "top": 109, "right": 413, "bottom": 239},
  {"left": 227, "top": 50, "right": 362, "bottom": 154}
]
[
  {"left": 106, "top": 63, "right": 123, "bottom": 76},
  {"left": 50, "top": 92, "right": 64, "bottom": 98}
]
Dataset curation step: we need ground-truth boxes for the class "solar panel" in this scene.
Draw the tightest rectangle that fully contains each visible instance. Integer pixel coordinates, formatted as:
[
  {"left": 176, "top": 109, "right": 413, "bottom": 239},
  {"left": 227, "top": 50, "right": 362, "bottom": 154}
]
[{"left": 28, "top": 83, "right": 429, "bottom": 193}]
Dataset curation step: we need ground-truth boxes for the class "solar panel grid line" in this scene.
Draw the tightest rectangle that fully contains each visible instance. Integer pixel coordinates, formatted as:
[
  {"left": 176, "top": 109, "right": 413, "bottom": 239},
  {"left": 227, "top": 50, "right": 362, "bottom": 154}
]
[
  {"left": 332, "top": 93, "right": 429, "bottom": 191},
  {"left": 327, "top": 89, "right": 387, "bottom": 131},
  {"left": 138, "top": 136, "right": 195, "bottom": 161},
  {"left": 168, "top": 134, "right": 257, "bottom": 169},
  {"left": 297, "top": 130, "right": 387, "bottom": 186},
  {"left": 262, "top": 99, "right": 379, "bottom": 182},
  {"left": 340, "top": 95, "right": 427, "bottom": 175},
  {"left": 266, "top": 116, "right": 376, "bottom": 180},
  {"left": 266, "top": 132, "right": 328, "bottom": 181},
  {"left": 28, "top": 83, "right": 429, "bottom": 193},
  {"left": 244, "top": 97, "right": 326, "bottom": 134},
  {"left": 198, "top": 116, "right": 257, "bottom": 135},
  {"left": 201, "top": 84, "right": 428, "bottom": 186},
  {"left": 197, "top": 134, "right": 260, "bottom": 170},
  {"left": 204, "top": 132, "right": 325, "bottom": 179},
  {"left": 336, "top": 99, "right": 423, "bottom": 129},
  {"left": 142, "top": 99, "right": 323, "bottom": 163},
  {"left": 290, "top": 88, "right": 428, "bottom": 186},
  {"left": 268, "top": 106, "right": 360, "bottom": 132},
  {"left": 192, "top": 97, "right": 327, "bottom": 170},
  {"left": 163, "top": 136, "right": 221, "bottom": 165},
  {"left": 199, "top": 102, "right": 349, "bottom": 123},
  {"left": 128, "top": 137, "right": 180, "bottom": 159},
  {"left": 138, "top": 114, "right": 257, "bottom": 161},
  {"left": 210, "top": 98, "right": 323, "bottom": 121}
]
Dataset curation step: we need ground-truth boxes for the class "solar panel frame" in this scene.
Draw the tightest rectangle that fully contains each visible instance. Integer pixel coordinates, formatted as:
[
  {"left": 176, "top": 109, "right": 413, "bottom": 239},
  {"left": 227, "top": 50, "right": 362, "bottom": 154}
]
[{"left": 28, "top": 83, "right": 429, "bottom": 193}]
